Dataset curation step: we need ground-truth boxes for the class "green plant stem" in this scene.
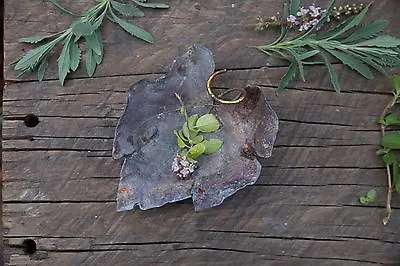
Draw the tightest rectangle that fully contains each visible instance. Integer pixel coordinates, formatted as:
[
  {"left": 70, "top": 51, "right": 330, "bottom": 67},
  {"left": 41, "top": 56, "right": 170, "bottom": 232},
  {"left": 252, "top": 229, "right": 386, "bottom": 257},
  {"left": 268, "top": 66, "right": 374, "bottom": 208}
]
[
  {"left": 174, "top": 93, "right": 193, "bottom": 148},
  {"left": 380, "top": 93, "right": 400, "bottom": 225}
]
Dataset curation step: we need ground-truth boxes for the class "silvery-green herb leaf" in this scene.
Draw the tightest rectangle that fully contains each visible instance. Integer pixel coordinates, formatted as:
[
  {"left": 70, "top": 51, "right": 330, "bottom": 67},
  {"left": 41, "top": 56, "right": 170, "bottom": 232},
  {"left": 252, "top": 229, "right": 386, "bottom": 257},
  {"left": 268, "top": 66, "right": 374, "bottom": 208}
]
[
  {"left": 278, "top": 60, "right": 297, "bottom": 91},
  {"left": 58, "top": 35, "right": 72, "bottom": 85},
  {"left": 111, "top": 1, "right": 144, "bottom": 17},
  {"left": 133, "top": 1, "right": 169, "bottom": 9},
  {"left": 326, "top": 48, "right": 374, "bottom": 79},
  {"left": 19, "top": 33, "right": 61, "bottom": 44},
  {"left": 72, "top": 22, "right": 94, "bottom": 38},
  {"left": 69, "top": 40, "right": 81, "bottom": 72},
  {"left": 85, "top": 33, "right": 102, "bottom": 56},
  {"left": 37, "top": 56, "right": 49, "bottom": 81},
  {"left": 319, "top": 52, "right": 341, "bottom": 92},
  {"left": 15, "top": 42, "right": 55, "bottom": 71},
  {"left": 85, "top": 48, "right": 96, "bottom": 77},
  {"left": 343, "top": 20, "right": 388, "bottom": 43},
  {"left": 110, "top": 10, "right": 154, "bottom": 43},
  {"left": 356, "top": 36, "right": 400, "bottom": 48},
  {"left": 48, "top": 0, "right": 79, "bottom": 17}
]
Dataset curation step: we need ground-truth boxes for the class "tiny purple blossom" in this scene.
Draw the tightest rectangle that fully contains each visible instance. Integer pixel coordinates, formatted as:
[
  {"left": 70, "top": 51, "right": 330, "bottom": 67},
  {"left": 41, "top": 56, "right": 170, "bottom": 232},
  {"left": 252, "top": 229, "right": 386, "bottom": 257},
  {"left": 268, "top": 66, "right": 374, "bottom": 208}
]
[
  {"left": 287, "top": 15, "right": 297, "bottom": 24},
  {"left": 180, "top": 159, "right": 189, "bottom": 167},
  {"left": 188, "top": 164, "right": 195, "bottom": 173},
  {"left": 309, "top": 18, "right": 319, "bottom": 27},
  {"left": 172, "top": 154, "right": 197, "bottom": 179},
  {"left": 180, "top": 168, "right": 190, "bottom": 176},
  {"left": 308, "top": 5, "right": 321, "bottom": 18},
  {"left": 172, "top": 162, "right": 180, "bottom": 172},
  {"left": 297, "top": 7, "right": 309, "bottom": 17}
]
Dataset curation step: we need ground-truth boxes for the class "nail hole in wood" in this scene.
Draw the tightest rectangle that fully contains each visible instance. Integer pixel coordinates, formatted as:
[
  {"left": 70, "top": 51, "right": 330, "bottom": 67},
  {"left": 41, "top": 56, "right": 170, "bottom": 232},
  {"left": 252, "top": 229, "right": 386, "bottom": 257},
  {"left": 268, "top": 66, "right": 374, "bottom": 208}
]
[
  {"left": 22, "top": 239, "right": 37, "bottom": 255},
  {"left": 24, "top": 114, "right": 39, "bottom": 128}
]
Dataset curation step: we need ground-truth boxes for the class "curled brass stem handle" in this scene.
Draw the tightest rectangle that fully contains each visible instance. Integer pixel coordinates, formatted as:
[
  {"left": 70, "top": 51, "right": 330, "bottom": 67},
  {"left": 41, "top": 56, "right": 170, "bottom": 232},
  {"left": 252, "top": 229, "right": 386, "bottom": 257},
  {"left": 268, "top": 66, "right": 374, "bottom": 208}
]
[{"left": 207, "top": 69, "right": 246, "bottom": 104}]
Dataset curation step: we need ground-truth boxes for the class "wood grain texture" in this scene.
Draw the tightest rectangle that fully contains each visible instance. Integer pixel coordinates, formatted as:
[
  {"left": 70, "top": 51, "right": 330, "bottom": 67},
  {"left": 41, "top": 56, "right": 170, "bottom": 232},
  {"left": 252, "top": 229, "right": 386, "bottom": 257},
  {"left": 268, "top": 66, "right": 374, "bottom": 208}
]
[{"left": 3, "top": 0, "right": 400, "bottom": 265}]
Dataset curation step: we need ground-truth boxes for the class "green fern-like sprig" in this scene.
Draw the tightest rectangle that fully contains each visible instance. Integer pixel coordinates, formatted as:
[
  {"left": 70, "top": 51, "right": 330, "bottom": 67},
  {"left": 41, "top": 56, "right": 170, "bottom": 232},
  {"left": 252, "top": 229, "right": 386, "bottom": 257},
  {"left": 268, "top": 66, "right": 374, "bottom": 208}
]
[
  {"left": 253, "top": 0, "right": 400, "bottom": 92},
  {"left": 12, "top": 0, "right": 169, "bottom": 85}
]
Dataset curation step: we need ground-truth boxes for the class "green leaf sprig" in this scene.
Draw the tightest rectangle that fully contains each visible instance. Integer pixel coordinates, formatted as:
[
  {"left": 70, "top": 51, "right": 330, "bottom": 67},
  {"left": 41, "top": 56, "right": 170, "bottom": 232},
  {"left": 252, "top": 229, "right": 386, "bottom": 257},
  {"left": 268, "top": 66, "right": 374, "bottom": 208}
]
[
  {"left": 253, "top": 0, "right": 400, "bottom": 92},
  {"left": 376, "top": 74, "right": 400, "bottom": 225},
  {"left": 12, "top": 0, "right": 169, "bottom": 85},
  {"left": 174, "top": 93, "right": 223, "bottom": 166},
  {"left": 359, "top": 189, "right": 377, "bottom": 205}
]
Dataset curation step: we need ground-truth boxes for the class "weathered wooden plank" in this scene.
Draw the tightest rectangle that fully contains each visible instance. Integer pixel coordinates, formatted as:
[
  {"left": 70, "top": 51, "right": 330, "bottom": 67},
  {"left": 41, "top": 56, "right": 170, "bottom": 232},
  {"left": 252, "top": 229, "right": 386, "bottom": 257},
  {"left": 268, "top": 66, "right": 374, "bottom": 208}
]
[
  {"left": 3, "top": 251, "right": 386, "bottom": 266},
  {"left": 4, "top": 0, "right": 400, "bottom": 81},
  {"left": 3, "top": 203, "right": 400, "bottom": 264}
]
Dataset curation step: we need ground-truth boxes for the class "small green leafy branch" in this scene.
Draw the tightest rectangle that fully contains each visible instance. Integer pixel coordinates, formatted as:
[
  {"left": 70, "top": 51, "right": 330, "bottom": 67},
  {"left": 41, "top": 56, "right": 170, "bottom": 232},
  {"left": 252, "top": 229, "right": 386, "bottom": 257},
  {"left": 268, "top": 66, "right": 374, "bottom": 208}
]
[
  {"left": 173, "top": 93, "right": 223, "bottom": 169},
  {"left": 12, "top": 0, "right": 169, "bottom": 85},
  {"left": 376, "top": 75, "right": 400, "bottom": 225},
  {"left": 252, "top": 0, "right": 400, "bottom": 92}
]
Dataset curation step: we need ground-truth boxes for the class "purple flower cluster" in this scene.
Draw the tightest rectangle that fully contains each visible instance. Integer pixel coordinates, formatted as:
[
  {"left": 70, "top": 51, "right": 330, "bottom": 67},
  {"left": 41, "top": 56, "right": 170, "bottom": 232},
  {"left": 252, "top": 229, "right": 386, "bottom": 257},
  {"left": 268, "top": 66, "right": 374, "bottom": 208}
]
[
  {"left": 172, "top": 154, "right": 196, "bottom": 179},
  {"left": 287, "top": 4, "right": 326, "bottom": 31}
]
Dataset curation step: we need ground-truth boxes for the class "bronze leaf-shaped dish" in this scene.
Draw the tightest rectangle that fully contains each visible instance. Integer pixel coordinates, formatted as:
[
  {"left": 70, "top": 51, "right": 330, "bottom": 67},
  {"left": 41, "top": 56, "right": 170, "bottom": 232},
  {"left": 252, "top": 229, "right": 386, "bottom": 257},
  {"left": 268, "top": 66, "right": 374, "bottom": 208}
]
[{"left": 113, "top": 44, "right": 279, "bottom": 212}]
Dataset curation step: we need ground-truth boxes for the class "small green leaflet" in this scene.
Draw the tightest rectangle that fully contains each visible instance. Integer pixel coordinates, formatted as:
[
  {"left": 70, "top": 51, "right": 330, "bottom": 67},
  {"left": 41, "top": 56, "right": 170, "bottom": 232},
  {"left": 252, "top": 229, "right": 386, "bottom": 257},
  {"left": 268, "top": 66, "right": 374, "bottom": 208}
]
[
  {"left": 393, "top": 74, "right": 400, "bottom": 94},
  {"left": 174, "top": 130, "right": 186, "bottom": 148},
  {"left": 182, "top": 121, "right": 198, "bottom": 140},
  {"left": 191, "top": 135, "right": 204, "bottom": 144},
  {"left": 203, "top": 139, "right": 223, "bottom": 154},
  {"left": 382, "top": 134, "right": 400, "bottom": 149},
  {"left": 382, "top": 151, "right": 396, "bottom": 165},
  {"left": 380, "top": 113, "right": 400, "bottom": 127},
  {"left": 359, "top": 189, "right": 377, "bottom": 205},
  {"left": 188, "top": 143, "right": 206, "bottom": 159},
  {"left": 188, "top": 114, "right": 199, "bottom": 130},
  {"left": 195, "top": 114, "right": 221, "bottom": 133}
]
